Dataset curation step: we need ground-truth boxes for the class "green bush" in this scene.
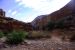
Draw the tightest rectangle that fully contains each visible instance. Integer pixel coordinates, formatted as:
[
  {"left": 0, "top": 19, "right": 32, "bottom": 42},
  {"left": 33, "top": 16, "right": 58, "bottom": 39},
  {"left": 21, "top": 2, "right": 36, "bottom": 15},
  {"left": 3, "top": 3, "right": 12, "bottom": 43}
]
[
  {"left": 56, "top": 19, "right": 65, "bottom": 29},
  {"left": 6, "top": 30, "right": 28, "bottom": 44},
  {"left": 46, "top": 21, "right": 55, "bottom": 30},
  {"left": 0, "top": 31, "right": 4, "bottom": 38}
]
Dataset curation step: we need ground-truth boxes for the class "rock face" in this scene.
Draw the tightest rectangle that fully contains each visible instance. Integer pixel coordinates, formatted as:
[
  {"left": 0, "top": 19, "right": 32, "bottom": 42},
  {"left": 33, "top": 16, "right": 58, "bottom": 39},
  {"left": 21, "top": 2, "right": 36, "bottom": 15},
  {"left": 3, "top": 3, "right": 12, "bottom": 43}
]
[
  {"left": 49, "top": 0, "right": 75, "bottom": 21},
  {"left": 31, "top": 0, "right": 75, "bottom": 30},
  {"left": 0, "top": 9, "right": 5, "bottom": 17},
  {"left": 0, "top": 9, "right": 32, "bottom": 32},
  {"left": 31, "top": 15, "right": 49, "bottom": 30}
]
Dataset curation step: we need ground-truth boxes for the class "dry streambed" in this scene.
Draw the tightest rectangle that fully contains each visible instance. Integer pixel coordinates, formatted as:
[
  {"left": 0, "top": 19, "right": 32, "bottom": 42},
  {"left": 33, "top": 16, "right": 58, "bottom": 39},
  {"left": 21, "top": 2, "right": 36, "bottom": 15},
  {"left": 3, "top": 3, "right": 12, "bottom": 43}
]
[{"left": 0, "top": 37, "right": 75, "bottom": 50}]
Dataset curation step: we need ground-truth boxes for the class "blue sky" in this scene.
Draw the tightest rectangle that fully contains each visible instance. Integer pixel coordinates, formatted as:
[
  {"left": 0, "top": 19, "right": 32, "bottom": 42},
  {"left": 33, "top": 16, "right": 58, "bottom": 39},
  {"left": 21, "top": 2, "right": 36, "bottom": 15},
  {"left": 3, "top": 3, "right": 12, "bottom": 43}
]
[{"left": 0, "top": 0, "right": 71, "bottom": 22}]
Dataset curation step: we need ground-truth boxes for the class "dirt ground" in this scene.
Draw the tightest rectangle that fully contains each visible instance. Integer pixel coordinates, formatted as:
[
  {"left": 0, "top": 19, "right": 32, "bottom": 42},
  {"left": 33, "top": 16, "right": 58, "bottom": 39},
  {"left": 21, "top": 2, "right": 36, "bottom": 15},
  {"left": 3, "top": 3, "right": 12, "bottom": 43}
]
[{"left": 0, "top": 37, "right": 75, "bottom": 50}]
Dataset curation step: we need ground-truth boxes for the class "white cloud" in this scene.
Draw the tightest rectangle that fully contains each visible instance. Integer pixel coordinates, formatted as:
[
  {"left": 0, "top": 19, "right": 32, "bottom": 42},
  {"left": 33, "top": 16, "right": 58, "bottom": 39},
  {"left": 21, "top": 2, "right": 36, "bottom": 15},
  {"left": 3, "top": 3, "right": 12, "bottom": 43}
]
[
  {"left": 16, "top": 0, "right": 71, "bottom": 15},
  {"left": 7, "top": 10, "right": 12, "bottom": 13},
  {"left": 16, "top": 0, "right": 21, "bottom": 2},
  {"left": 11, "top": 11, "right": 17, "bottom": 16},
  {"left": 7, "top": 9, "right": 18, "bottom": 16}
]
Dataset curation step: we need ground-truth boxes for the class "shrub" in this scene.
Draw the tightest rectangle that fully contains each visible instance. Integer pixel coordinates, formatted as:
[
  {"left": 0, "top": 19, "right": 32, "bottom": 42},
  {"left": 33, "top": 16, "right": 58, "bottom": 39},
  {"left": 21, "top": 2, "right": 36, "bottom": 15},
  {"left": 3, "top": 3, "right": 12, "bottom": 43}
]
[
  {"left": 46, "top": 21, "right": 55, "bottom": 30},
  {"left": 28, "top": 31, "right": 43, "bottom": 38},
  {"left": 28, "top": 31, "right": 51, "bottom": 39},
  {"left": 0, "top": 31, "right": 4, "bottom": 38},
  {"left": 6, "top": 30, "right": 28, "bottom": 44},
  {"left": 56, "top": 20, "right": 65, "bottom": 29}
]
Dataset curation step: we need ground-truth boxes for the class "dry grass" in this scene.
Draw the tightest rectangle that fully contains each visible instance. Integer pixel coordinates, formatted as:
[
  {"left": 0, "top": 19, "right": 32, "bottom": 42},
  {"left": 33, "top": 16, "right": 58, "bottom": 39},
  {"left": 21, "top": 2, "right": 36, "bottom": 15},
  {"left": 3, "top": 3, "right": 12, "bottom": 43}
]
[{"left": 28, "top": 31, "right": 51, "bottom": 39}]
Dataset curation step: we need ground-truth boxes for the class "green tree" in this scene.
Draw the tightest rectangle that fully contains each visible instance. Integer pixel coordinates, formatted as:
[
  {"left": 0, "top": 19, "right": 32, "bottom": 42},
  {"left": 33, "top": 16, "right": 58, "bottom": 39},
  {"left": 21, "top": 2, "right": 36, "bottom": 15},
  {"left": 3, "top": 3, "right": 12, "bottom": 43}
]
[{"left": 0, "top": 31, "right": 4, "bottom": 38}]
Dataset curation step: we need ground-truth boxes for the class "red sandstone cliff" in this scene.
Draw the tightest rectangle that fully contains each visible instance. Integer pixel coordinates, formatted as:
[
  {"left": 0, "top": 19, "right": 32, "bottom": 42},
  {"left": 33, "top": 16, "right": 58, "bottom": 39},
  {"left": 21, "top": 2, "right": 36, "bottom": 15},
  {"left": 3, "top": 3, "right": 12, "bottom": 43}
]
[{"left": 0, "top": 9, "right": 32, "bottom": 32}]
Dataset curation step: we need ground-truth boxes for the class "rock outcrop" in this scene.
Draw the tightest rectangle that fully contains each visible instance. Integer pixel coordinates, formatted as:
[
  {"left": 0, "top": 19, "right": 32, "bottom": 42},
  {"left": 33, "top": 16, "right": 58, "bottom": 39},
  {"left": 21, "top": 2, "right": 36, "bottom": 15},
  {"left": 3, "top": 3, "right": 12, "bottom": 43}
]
[{"left": 0, "top": 9, "right": 5, "bottom": 17}]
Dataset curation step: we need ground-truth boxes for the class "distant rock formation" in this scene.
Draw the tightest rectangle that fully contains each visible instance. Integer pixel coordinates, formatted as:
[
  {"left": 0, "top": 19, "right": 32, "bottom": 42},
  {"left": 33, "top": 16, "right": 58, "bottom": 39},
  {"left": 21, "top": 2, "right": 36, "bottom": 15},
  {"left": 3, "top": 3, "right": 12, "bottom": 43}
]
[
  {"left": 0, "top": 9, "right": 32, "bottom": 32},
  {"left": 0, "top": 9, "right": 5, "bottom": 17},
  {"left": 31, "top": 0, "right": 75, "bottom": 30}
]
